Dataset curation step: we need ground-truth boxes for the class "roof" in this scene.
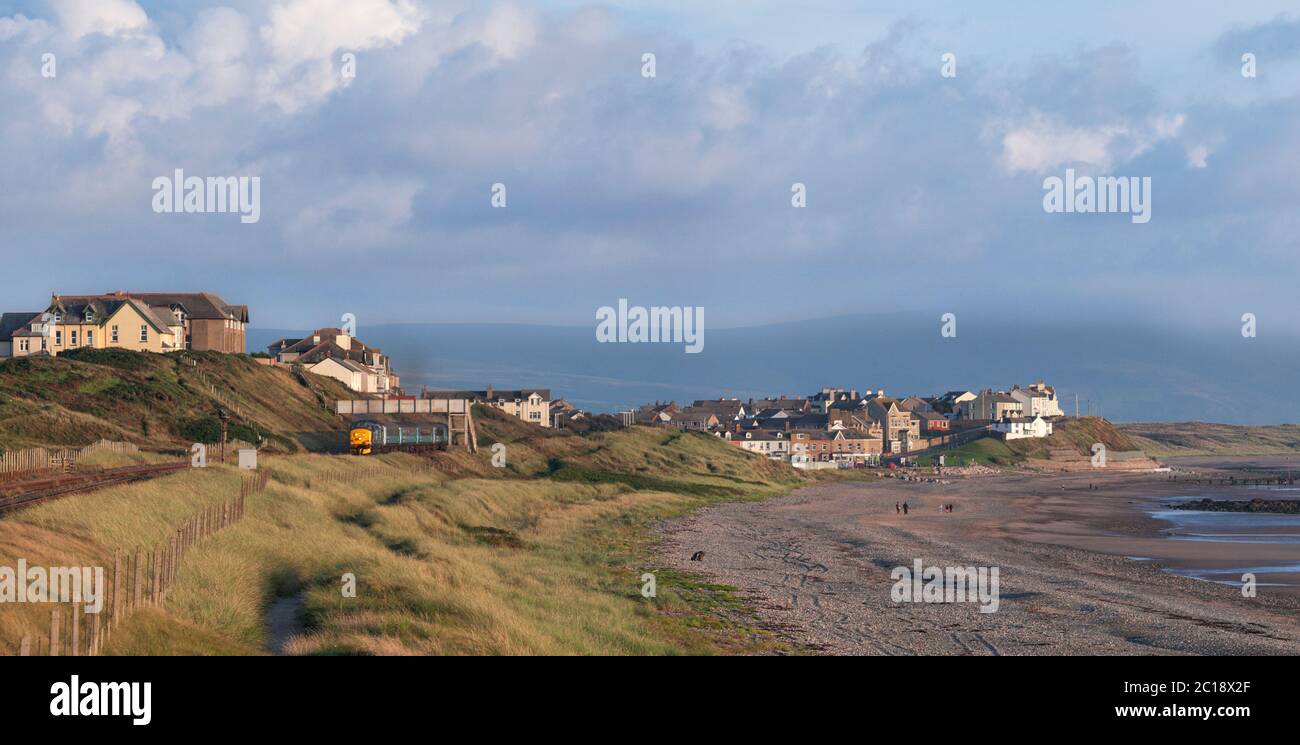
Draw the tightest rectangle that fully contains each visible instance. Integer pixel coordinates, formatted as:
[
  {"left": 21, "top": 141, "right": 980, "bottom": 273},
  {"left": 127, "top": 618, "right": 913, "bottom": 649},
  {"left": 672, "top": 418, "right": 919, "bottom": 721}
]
[
  {"left": 312, "top": 357, "right": 371, "bottom": 375},
  {"left": 828, "top": 399, "right": 867, "bottom": 411},
  {"left": 688, "top": 400, "right": 746, "bottom": 418},
  {"left": 0, "top": 312, "right": 40, "bottom": 341},
  {"left": 787, "top": 413, "right": 829, "bottom": 429},
  {"left": 748, "top": 397, "right": 809, "bottom": 411},
  {"left": 739, "top": 431, "right": 787, "bottom": 441},
  {"left": 115, "top": 292, "right": 247, "bottom": 322},
  {"left": 425, "top": 389, "right": 551, "bottom": 401},
  {"left": 897, "top": 395, "right": 933, "bottom": 412},
  {"left": 671, "top": 409, "right": 720, "bottom": 424},
  {"left": 43, "top": 296, "right": 174, "bottom": 334}
]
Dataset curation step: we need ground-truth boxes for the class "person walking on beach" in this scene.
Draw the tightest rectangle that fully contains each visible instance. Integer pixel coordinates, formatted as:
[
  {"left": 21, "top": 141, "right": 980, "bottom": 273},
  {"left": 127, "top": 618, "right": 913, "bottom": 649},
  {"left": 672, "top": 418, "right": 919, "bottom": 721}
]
[
  {"left": 895, "top": 501, "right": 901, "bottom": 515},
  {"left": 902, "top": 502, "right": 909, "bottom": 515}
]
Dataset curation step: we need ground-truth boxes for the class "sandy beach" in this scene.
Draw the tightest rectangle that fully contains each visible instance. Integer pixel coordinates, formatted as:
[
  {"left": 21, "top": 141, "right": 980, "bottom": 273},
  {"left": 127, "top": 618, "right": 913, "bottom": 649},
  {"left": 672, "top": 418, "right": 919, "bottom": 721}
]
[{"left": 657, "top": 467, "right": 1300, "bottom": 655}]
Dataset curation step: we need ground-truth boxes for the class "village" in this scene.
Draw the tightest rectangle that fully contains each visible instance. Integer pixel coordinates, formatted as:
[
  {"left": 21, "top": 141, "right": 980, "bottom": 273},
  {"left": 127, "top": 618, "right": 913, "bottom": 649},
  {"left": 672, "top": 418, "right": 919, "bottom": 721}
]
[
  {"left": 0, "top": 290, "right": 1065, "bottom": 468},
  {"left": 631, "top": 384, "right": 1063, "bottom": 468}
]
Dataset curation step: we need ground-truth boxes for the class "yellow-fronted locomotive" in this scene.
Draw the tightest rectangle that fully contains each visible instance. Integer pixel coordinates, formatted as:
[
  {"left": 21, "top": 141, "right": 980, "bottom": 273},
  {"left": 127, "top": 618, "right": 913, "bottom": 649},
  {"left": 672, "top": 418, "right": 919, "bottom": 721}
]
[
  {"left": 349, "top": 425, "right": 375, "bottom": 455},
  {"left": 348, "top": 420, "right": 445, "bottom": 455}
]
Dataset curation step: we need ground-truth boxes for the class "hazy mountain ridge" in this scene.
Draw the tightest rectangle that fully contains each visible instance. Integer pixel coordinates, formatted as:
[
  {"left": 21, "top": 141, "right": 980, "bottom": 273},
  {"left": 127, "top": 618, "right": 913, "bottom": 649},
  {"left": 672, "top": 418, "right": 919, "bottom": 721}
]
[{"left": 250, "top": 314, "right": 1300, "bottom": 424}]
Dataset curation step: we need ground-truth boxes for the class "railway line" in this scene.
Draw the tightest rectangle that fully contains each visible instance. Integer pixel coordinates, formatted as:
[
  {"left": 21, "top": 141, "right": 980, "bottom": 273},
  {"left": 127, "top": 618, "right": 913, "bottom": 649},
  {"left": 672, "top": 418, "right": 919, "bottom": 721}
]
[{"left": 0, "top": 461, "right": 189, "bottom": 515}]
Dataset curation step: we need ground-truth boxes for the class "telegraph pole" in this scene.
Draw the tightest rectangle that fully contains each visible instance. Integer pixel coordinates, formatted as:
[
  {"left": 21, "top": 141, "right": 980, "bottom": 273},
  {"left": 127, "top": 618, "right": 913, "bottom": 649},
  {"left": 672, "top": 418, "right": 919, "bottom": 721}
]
[{"left": 218, "top": 408, "right": 229, "bottom": 464}]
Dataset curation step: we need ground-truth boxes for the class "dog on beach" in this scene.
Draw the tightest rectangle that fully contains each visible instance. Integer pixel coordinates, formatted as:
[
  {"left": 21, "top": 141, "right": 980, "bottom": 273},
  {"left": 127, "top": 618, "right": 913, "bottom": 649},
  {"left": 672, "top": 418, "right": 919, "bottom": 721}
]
[{"left": 690, "top": 551, "right": 705, "bottom": 561}]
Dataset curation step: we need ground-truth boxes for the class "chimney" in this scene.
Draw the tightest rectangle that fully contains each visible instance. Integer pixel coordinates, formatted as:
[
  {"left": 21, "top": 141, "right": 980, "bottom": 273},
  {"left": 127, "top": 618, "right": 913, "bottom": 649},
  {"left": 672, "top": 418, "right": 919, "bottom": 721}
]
[{"left": 486, "top": 384, "right": 494, "bottom": 399}]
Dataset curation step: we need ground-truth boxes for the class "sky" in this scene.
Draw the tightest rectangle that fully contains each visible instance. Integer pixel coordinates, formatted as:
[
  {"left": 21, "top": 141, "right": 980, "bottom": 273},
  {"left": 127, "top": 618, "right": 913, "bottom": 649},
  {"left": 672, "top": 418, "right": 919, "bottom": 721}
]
[{"left": 1, "top": 1, "right": 1299, "bottom": 335}]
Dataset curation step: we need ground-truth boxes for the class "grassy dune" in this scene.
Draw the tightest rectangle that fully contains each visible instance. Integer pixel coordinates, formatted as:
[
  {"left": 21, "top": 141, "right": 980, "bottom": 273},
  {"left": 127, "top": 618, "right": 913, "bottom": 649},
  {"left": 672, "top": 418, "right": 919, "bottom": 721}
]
[
  {"left": 0, "top": 350, "right": 354, "bottom": 453},
  {"left": 928, "top": 417, "right": 1141, "bottom": 467},
  {"left": 0, "top": 417, "right": 802, "bottom": 655},
  {"left": 1118, "top": 421, "right": 1300, "bottom": 456}
]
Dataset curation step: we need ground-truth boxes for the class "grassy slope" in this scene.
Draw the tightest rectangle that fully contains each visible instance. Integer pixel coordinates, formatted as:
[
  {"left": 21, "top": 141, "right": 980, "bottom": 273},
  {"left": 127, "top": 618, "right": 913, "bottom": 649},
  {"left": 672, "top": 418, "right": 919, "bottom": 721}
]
[
  {"left": 934, "top": 417, "right": 1140, "bottom": 467},
  {"left": 0, "top": 350, "right": 355, "bottom": 454},
  {"left": 0, "top": 409, "right": 804, "bottom": 655},
  {"left": 1117, "top": 422, "right": 1300, "bottom": 457}
]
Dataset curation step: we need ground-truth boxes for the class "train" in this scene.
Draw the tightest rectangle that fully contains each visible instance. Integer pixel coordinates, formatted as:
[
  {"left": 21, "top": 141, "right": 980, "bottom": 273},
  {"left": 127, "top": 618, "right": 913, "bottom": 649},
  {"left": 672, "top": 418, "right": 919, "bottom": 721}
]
[{"left": 349, "top": 421, "right": 447, "bottom": 456}]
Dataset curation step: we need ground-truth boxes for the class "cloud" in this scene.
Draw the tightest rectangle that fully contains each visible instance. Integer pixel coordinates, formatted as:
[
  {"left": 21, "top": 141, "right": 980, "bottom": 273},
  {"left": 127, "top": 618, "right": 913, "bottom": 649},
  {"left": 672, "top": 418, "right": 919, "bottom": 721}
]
[
  {"left": 998, "top": 112, "right": 1186, "bottom": 174},
  {"left": 0, "top": 2, "right": 1298, "bottom": 332},
  {"left": 260, "top": 0, "right": 422, "bottom": 64},
  {"left": 51, "top": 0, "right": 149, "bottom": 40},
  {"left": 1214, "top": 14, "right": 1300, "bottom": 62}
]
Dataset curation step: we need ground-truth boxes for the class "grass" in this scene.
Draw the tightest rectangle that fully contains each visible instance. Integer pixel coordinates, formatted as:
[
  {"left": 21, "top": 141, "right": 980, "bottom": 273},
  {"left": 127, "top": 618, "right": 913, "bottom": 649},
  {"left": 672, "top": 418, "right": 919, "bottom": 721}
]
[
  {"left": 0, "top": 423, "right": 803, "bottom": 656},
  {"left": 934, "top": 437, "right": 1022, "bottom": 466},
  {"left": 913, "top": 417, "right": 1143, "bottom": 467},
  {"left": 1118, "top": 421, "right": 1300, "bottom": 456},
  {"left": 0, "top": 350, "right": 355, "bottom": 453}
]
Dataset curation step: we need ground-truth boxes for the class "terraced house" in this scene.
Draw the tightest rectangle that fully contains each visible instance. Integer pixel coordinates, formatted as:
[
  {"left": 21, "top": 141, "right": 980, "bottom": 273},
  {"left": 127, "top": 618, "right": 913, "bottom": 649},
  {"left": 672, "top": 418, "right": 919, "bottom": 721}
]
[
  {"left": 423, "top": 386, "right": 552, "bottom": 427},
  {"left": 0, "top": 291, "right": 248, "bottom": 358}
]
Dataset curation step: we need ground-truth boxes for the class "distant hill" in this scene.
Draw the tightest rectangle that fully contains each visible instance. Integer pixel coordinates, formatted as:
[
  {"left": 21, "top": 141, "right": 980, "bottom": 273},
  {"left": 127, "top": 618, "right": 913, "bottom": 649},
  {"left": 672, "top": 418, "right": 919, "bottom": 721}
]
[
  {"left": 1118, "top": 422, "right": 1300, "bottom": 456},
  {"left": 252, "top": 313, "right": 1300, "bottom": 423},
  {"left": 0, "top": 350, "right": 354, "bottom": 453}
]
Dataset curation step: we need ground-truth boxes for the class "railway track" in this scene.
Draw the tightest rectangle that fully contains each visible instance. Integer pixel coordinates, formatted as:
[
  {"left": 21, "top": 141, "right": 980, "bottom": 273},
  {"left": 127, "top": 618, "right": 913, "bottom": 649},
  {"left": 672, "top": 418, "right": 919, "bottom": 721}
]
[{"left": 0, "top": 462, "right": 189, "bottom": 515}]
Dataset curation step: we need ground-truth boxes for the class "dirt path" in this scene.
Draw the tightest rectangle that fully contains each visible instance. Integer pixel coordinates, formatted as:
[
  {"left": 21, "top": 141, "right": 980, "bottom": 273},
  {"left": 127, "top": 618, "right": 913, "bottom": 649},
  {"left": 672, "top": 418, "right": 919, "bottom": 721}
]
[
  {"left": 265, "top": 594, "right": 305, "bottom": 655},
  {"left": 657, "top": 472, "right": 1300, "bottom": 655}
]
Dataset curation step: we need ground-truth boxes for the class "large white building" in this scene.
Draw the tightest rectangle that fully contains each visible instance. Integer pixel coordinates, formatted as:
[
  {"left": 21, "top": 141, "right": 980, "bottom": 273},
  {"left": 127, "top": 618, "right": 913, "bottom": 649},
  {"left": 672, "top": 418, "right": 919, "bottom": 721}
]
[
  {"left": 994, "top": 415, "right": 1054, "bottom": 440},
  {"left": 726, "top": 430, "right": 790, "bottom": 460},
  {"left": 1010, "top": 382, "right": 1064, "bottom": 418}
]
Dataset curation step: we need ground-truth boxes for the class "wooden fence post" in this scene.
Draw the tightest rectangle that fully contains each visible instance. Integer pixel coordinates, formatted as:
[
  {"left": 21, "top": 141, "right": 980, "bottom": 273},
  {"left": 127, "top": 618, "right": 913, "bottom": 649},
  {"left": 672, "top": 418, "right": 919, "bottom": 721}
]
[
  {"left": 133, "top": 549, "right": 144, "bottom": 610},
  {"left": 151, "top": 548, "right": 161, "bottom": 605},
  {"left": 70, "top": 608, "right": 80, "bottom": 656},
  {"left": 19, "top": 636, "right": 31, "bottom": 656},
  {"left": 50, "top": 608, "right": 61, "bottom": 656},
  {"left": 112, "top": 549, "right": 122, "bottom": 629},
  {"left": 88, "top": 613, "right": 98, "bottom": 656}
]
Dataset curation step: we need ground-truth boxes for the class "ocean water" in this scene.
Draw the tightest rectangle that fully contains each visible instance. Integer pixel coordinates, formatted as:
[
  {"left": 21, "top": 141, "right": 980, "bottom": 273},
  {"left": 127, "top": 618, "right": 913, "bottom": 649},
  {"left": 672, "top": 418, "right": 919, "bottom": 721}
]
[{"left": 1146, "top": 498, "right": 1300, "bottom": 586}]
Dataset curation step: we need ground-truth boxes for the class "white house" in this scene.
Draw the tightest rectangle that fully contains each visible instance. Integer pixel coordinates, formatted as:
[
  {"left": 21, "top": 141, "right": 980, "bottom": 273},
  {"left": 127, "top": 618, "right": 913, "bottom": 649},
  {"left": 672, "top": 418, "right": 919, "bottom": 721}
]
[
  {"left": 309, "top": 357, "right": 382, "bottom": 393},
  {"left": 994, "top": 415, "right": 1054, "bottom": 440},
  {"left": 727, "top": 430, "right": 790, "bottom": 460},
  {"left": 1010, "top": 382, "right": 1064, "bottom": 418}
]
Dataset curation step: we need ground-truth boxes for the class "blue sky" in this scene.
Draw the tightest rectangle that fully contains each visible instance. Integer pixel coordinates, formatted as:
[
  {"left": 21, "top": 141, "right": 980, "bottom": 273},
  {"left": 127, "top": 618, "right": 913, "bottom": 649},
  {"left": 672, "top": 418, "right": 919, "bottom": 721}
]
[{"left": 1, "top": 1, "right": 1299, "bottom": 335}]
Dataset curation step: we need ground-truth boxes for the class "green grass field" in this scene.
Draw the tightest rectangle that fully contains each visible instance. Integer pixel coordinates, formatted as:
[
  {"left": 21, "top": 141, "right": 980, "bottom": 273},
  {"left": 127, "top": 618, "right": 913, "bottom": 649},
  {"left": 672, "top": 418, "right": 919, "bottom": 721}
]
[{"left": 0, "top": 418, "right": 804, "bottom": 655}]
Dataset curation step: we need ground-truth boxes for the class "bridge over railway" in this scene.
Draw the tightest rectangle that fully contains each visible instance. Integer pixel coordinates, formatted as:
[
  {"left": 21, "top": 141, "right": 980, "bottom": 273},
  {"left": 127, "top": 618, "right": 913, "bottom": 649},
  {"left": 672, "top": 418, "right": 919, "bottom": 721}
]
[{"left": 335, "top": 397, "right": 478, "bottom": 453}]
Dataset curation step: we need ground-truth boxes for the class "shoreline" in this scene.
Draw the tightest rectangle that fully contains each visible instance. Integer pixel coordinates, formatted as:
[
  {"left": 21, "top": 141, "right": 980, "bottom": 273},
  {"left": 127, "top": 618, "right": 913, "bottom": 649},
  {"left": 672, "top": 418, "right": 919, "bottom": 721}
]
[{"left": 656, "top": 467, "right": 1300, "bottom": 655}]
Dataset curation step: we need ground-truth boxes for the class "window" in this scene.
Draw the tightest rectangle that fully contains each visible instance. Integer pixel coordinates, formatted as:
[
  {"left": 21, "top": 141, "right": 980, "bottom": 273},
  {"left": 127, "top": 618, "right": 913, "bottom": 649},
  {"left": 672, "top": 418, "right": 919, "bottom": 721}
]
[
  {"left": 19, "top": 339, "right": 28, "bottom": 352},
  {"left": 87, "top": 330, "right": 94, "bottom": 346},
  {"left": 111, "top": 325, "right": 119, "bottom": 343},
  {"left": 70, "top": 330, "right": 78, "bottom": 346},
  {"left": 139, "top": 325, "right": 148, "bottom": 343},
  {"left": 54, "top": 330, "right": 62, "bottom": 346}
]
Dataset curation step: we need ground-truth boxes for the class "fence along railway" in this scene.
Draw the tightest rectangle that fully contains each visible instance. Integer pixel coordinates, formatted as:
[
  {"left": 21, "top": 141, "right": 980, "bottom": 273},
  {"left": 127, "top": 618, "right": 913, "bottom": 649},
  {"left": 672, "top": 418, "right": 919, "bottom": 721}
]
[
  {"left": 0, "top": 462, "right": 189, "bottom": 515},
  {"left": 0, "top": 439, "right": 141, "bottom": 478}
]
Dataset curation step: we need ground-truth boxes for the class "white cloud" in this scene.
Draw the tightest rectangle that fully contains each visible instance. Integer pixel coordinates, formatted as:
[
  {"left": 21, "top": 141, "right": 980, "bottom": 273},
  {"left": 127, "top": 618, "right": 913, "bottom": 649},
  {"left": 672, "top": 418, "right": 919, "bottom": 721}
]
[
  {"left": 51, "top": 0, "right": 149, "bottom": 40},
  {"left": 703, "top": 87, "right": 754, "bottom": 131},
  {"left": 259, "top": 0, "right": 422, "bottom": 65},
  {"left": 998, "top": 112, "right": 1187, "bottom": 173},
  {"left": 472, "top": 3, "right": 537, "bottom": 61},
  {"left": 284, "top": 178, "right": 422, "bottom": 251}
]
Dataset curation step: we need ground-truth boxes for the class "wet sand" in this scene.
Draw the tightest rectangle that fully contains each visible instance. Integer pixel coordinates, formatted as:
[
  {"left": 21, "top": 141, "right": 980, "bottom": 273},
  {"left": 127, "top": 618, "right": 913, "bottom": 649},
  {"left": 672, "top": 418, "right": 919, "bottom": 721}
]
[{"left": 657, "top": 469, "right": 1300, "bottom": 655}]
